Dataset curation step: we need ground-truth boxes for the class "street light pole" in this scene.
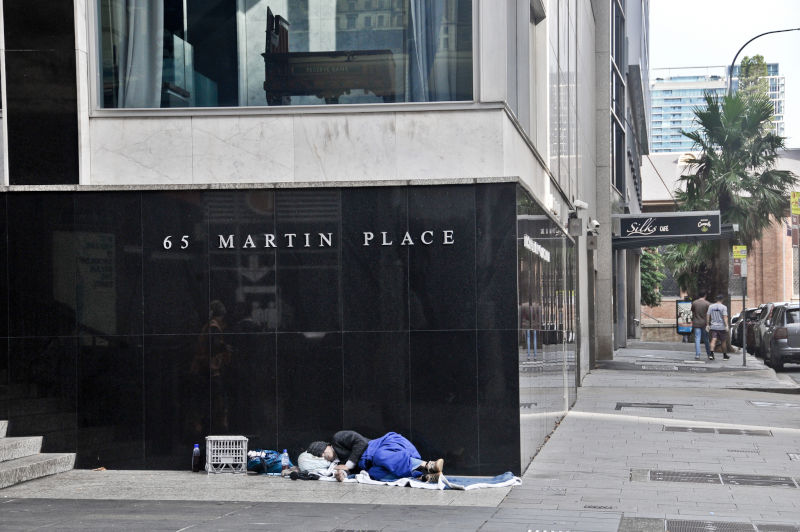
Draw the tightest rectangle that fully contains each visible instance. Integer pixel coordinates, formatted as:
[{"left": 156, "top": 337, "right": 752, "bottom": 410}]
[{"left": 727, "top": 27, "right": 800, "bottom": 95}]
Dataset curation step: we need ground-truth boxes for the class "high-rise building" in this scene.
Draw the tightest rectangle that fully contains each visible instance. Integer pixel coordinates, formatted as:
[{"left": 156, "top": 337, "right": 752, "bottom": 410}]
[
  {"left": 732, "top": 63, "right": 786, "bottom": 137},
  {"left": 650, "top": 64, "right": 785, "bottom": 153}
]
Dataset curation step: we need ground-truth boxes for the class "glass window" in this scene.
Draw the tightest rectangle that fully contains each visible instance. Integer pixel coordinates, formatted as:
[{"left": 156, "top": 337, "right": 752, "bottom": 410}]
[{"left": 98, "top": 0, "right": 473, "bottom": 108}]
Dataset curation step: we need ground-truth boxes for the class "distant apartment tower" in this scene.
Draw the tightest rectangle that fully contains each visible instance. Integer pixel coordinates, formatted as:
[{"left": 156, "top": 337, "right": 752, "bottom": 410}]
[
  {"left": 650, "top": 64, "right": 785, "bottom": 153},
  {"left": 731, "top": 63, "right": 785, "bottom": 137}
]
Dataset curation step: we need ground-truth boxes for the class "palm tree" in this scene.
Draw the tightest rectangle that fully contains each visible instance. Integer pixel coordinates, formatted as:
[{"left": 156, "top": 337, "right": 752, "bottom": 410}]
[{"left": 667, "top": 91, "right": 796, "bottom": 299}]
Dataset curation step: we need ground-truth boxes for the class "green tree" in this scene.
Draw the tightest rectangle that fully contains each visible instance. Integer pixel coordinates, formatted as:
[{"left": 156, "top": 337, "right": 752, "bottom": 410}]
[
  {"left": 664, "top": 91, "right": 796, "bottom": 298},
  {"left": 737, "top": 55, "right": 769, "bottom": 101},
  {"left": 640, "top": 248, "right": 666, "bottom": 307},
  {"left": 661, "top": 243, "right": 715, "bottom": 299}
]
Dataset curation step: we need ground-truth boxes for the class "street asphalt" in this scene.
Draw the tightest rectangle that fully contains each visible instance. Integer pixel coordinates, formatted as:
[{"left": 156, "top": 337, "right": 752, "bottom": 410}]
[{"left": 2, "top": 341, "right": 800, "bottom": 531}]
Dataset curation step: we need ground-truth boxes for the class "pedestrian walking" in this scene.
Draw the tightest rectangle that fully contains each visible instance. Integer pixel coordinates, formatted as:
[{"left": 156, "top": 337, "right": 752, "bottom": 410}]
[
  {"left": 706, "top": 294, "right": 730, "bottom": 360},
  {"left": 691, "top": 292, "right": 712, "bottom": 360}
]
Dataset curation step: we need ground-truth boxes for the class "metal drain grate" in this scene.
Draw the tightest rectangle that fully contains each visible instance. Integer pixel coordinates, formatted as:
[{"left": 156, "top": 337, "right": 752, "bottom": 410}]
[
  {"left": 583, "top": 504, "right": 615, "bottom": 510},
  {"left": 650, "top": 470, "right": 722, "bottom": 484},
  {"left": 664, "top": 426, "right": 715, "bottom": 433},
  {"left": 748, "top": 401, "right": 800, "bottom": 408},
  {"left": 727, "top": 449, "right": 760, "bottom": 454},
  {"left": 663, "top": 426, "right": 773, "bottom": 436},
  {"left": 640, "top": 364, "right": 679, "bottom": 371},
  {"left": 720, "top": 473, "right": 797, "bottom": 487},
  {"left": 666, "top": 520, "right": 753, "bottom": 532},
  {"left": 646, "top": 469, "right": 798, "bottom": 488},
  {"left": 755, "top": 524, "right": 800, "bottom": 532},
  {"left": 742, "top": 429, "right": 773, "bottom": 436},
  {"left": 617, "top": 402, "right": 678, "bottom": 412}
]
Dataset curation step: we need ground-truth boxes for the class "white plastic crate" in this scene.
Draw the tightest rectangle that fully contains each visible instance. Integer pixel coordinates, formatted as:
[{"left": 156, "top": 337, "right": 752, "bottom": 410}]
[{"left": 205, "top": 435, "right": 248, "bottom": 474}]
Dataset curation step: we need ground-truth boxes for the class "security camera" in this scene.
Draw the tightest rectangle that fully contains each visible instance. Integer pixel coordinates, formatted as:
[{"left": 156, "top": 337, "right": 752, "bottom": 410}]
[
  {"left": 573, "top": 199, "right": 589, "bottom": 210},
  {"left": 590, "top": 219, "right": 600, "bottom": 229}
]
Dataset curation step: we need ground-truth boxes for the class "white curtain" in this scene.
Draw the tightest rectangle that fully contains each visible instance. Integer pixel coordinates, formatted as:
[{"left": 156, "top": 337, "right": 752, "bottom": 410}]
[
  {"left": 109, "top": 0, "right": 164, "bottom": 108},
  {"left": 409, "top": 0, "right": 456, "bottom": 102}
]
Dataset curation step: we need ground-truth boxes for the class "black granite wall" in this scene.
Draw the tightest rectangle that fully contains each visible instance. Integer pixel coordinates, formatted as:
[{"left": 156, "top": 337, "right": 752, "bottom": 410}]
[
  {"left": 0, "top": 184, "right": 524, "bottom": 474},
  {"left": 3, "top": 2, "right": 79, "bottom": 184}
]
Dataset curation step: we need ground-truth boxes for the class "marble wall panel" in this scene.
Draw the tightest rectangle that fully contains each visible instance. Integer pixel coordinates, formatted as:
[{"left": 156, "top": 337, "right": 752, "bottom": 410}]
[
  {"left": 293, "top": 113, "right": 397, "bottom": 182},
  {"left": 91, "top": 118, "right": 194, "bottom": 184},
  {"left": 192, "top": 116, "right": 294, "bottom": 183},
  {"left": 396, "top": 111, "right": 503, "bottom": 179}
]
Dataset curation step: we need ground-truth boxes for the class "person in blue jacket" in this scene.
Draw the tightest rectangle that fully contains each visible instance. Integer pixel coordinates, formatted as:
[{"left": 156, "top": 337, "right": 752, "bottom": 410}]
[{"left": 306, "top": 430, "right": 444, "bottom": 483}]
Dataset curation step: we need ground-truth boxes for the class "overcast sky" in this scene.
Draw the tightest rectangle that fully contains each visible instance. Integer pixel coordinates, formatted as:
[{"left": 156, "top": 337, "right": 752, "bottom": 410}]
[{"left": 649, "top": 0, "right": 800, "bottom": 148}]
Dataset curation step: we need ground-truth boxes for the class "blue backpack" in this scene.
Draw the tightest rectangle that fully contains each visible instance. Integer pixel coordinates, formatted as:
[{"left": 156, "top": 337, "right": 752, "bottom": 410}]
[{"left": 247, "top": 450, "right": 293, "bottom": 474}]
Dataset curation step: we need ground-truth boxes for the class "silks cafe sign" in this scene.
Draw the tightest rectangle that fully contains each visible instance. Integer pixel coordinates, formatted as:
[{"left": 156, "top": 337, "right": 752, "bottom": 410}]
[
  {"left": 161, "top": 230, "right": 456, "bottom": 250},
  {"left": 615, "top": 211, "right": 720, "bottom": 239}
]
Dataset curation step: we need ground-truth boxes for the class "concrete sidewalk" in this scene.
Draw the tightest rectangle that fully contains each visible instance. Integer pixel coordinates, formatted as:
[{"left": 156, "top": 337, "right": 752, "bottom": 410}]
[{"left": 2, "top": 341, "right": 800, "bottom": 531}]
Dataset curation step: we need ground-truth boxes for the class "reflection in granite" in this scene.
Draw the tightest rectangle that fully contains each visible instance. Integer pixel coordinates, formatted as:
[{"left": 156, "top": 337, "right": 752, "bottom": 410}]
[
  {"left": 0, "top": 184, "right": 575, "bottom": 474},
  {"left": 409, "top": 186, "right": 476, "bottom": 331},
  {"left": 77, "top": 335, "right": 144, "bottom": 469},
  {"left": 517, "top": 185, "right": 575, "bottom": 471}
]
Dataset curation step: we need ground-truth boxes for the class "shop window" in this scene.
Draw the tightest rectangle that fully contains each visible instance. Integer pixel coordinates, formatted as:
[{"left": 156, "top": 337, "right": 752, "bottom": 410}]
[{"left": 97, "top": 0, "right": 473, "bottom": 108}]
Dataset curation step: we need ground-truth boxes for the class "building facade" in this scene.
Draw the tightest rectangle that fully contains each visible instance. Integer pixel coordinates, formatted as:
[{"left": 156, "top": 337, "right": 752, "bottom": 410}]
[
  {"left": 594, "top": 0, "right": 650, "bottom": 353},
  {"left": 0, "top": 1, "right": 647, "bottom": 475}
]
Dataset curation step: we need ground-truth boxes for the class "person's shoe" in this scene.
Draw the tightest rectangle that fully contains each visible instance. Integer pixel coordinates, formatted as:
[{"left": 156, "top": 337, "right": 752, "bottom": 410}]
[
  {"left": 425, "top": 459, "right": 444, "bottom": 474},
  {"left": 421, "top": 472, "right": 441, "bottom": 483},
  {"left": 695, "top": 354, "right": 700, "bottom": 360},
  {"left": 708, "top": 353, "right": 715, "bottom": 360},
  {"left": 723, "top": 354, "right": 730, "bottom": 360}
]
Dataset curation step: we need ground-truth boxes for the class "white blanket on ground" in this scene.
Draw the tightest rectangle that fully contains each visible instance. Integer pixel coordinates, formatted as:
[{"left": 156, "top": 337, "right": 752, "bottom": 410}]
[{"left": 314, "top": 467, "right": 521, "bottom": 490}]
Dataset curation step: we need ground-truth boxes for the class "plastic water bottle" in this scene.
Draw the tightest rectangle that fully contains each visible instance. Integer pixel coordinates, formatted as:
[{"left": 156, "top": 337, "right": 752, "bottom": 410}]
[
  {"left": 281, "top": 449, "right": 289, "bottom": 475},
  {"left": 192, "top": 443, "right": 202, "bottom": 472}
]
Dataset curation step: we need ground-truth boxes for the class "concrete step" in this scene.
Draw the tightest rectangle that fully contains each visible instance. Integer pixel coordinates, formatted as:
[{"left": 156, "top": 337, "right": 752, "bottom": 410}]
[
  {"left": 0, "top": 436, "right": 42, "bottom": 462},
  {"left": 0, "top": 420, "right": 6, "bottom": 437},
  {"left": 0, "top": 452, "right": 75, "bottom": 489}
]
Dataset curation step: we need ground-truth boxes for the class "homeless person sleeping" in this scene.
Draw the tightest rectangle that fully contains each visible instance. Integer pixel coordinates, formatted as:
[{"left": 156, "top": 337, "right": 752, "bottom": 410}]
[{"left": 305, "top": 430, "right": 444, "bottom": 483}]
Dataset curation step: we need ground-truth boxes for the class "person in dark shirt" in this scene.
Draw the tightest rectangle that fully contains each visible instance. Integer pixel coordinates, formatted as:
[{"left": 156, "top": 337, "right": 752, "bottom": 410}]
[
  {"left": 307, "top": 430, "right": 444, "bottom": 483},
  {"left": 691, "top": 292, "right": 712, "bottom": 360}
]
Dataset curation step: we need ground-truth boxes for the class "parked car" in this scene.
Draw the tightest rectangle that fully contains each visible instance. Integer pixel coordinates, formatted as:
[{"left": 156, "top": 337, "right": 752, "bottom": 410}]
[
  {"left": 762, "top": 304, "right": 800, "bottom": 371},
  {"left": 732, "top": 307, "right": 759, "bottom": 349},
  {"left": 753, "top": 302, "right": 791, "bottom": 357},
  {"left": 731, "top": 312, "right": 742, "bottom": 346}
]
